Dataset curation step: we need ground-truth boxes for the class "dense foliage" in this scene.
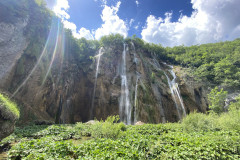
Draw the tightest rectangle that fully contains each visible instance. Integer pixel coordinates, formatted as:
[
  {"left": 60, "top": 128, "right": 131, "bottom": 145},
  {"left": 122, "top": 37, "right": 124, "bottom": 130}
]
[
  {"left": 208, "top": 87, "right": 228, "bottom": 114},
  {"left": 166, "top": 39, "right": 240, "bottom": 88},
  {"left": 0, "top": 108, "right": 239, "bottom": 159}
]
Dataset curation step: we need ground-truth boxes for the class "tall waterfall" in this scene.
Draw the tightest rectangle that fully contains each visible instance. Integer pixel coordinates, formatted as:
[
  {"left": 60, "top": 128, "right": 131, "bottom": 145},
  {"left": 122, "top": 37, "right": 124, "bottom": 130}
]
[
  {"left": 90, "top": 47, "right": 104, "bottom": 119},
  {"left": 164, "top": 65, "right": 186, "bottom": 120},
  {"left": 119, "top": 43, "right": 131, "bottom": 125},
  {"left": 134, "top": 74, "right": 140, "bottom": 124}
]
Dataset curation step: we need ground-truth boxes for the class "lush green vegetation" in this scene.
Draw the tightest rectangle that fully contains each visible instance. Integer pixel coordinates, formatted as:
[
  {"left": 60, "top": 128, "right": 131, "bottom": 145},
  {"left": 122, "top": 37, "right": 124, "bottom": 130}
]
[
  {"left": 208, "top": 87, "right": 228, "bottom": 114},
  {"left": 166, "top": 39, "right": 240, "bottom": 88},
  {"left": 0, "top": 93, "right": 19, "bottom": 120},
  {"left": 0, "top": 107, "right": 239, "bottom": 159},
  {"left": 1, "top": 1, "right": 240, "bottom": 159}
]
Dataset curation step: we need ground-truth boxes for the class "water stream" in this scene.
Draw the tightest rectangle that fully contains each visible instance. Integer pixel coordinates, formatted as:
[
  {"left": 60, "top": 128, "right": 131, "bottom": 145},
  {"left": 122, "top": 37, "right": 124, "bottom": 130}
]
[
  {"left": 90, "top": 47, "right": 104, "bottom": 119},
  {"left": 164, "top": 65, "right": 186, "bottom": 120},
  {"left": 119, "top": 43, "right": 131, "bottom": 124},
  {"left": 134, "top": 73, "right": 140, "bottom": 124}
]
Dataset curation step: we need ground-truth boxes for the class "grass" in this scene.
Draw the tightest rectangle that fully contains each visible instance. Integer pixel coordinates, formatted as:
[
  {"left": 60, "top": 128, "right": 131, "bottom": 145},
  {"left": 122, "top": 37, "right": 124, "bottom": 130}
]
[
  {"left": 0, "top": 101, "right": 239, "bottom": 159},
  {"left": 0, "top": 112, "right": 239, "bottom": 159},
  {"left": 0, "top": 93, "right": 20, "bottom": 120}
]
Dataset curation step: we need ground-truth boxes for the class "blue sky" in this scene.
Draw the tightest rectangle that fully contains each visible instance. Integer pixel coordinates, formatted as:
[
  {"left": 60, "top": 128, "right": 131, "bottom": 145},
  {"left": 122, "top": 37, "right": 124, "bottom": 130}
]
[{"left": 46, "top": 0, "right": 240, "bottom": 47}]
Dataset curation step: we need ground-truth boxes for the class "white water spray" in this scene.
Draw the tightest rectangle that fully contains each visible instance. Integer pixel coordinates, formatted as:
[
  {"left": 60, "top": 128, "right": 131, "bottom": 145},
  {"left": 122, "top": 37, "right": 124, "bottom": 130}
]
[
  {"left": 134, "top": 73, "right": 140, "bottom": 124},
  {"left": 90, "top": 47, "right": 104, "bottom": 119},
  {"left": 164, "top": 66, "right": 186, "bottom": 120},
  {"left": 119, "top": 43, "right": 131, "bottom": 124}
]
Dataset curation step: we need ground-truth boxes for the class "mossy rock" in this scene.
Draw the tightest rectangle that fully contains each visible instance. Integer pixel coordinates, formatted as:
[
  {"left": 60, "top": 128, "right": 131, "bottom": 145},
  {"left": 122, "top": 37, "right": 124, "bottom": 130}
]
[{"left": 0, "top": 93, "right": 20, "bottom": 140}]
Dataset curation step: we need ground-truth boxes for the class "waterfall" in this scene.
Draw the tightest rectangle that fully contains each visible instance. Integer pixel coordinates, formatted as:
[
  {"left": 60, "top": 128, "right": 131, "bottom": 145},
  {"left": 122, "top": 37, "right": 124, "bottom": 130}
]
[
  {"left": 90, "top": 47, "right": 104, "bottom": 119},
  {"left": 119, "top": 43, "right": 131, "bottom": 125},
  {"left": 134, "top": 73, "right": 140, "bottom": 124},
  {"left": 131, "top": 41, "right": 139, "bottom": 124},
  {"left": 164, "top": 66, "right": 186, "bottom": 120},
  {"left": 131, "top": 41, "right": 138, "bottom": 64}
]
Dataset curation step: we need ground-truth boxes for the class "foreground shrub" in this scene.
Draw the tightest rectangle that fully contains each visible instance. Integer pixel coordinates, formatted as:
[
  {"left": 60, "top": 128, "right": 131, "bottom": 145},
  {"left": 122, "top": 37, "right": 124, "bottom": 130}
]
[
  {"left": 217, "top": 104, "right": 240, "bottom": 131},
  {"left": 182, "top": 112, "right": 217, "bottom": 132},
  {"left": 90, "top": 115, "right": 126, "bottom": 139}
]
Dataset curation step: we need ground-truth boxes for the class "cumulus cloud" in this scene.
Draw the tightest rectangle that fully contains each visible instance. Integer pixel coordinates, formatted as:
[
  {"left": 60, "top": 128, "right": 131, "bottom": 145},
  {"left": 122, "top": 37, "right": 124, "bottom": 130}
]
[
  {"left": 141, "top": 0, "right": 240, "bottom": 46},
  {"left": 63, "top": 21, "right": 94, "bottom": 40},
  {"left": 53, "top": 0, "right": 70, "bottom": 19},
  {"left": 52, "top": 0, "right": 94, "bottom": 40},
  {"left": 52, "top": 0, "right": 127, "bottom": 40},
  {"left": 95, "top": 1, "right": 128, "bottom": 39}
]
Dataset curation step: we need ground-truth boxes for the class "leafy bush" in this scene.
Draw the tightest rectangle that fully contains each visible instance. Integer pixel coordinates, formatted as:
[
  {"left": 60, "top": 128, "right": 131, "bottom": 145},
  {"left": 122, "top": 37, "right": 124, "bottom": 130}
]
[
  {"left": 90, "top": 116, "right": 126, "bottom": 139},
  {"left": 182, "top": 112, "right": 217, "bottom": 132},
  {"left": 216, "top": 97, "right": 240, "bottom": 131},
  {"left": 100, "top": 34, "right": 124, "bottom": 47},
  {"left": 208, "top": 87, "right": 228, "bottom": 114}
]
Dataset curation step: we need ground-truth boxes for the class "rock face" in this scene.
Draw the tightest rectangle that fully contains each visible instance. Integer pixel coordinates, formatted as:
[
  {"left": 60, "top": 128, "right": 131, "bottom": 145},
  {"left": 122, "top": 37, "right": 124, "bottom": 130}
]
[
  {"left": 0, "top": 117, "right": 15, "bottom": 141},
  {"left": 0, "top": 104, "right": 18, "bottom": 140},
  {"left": 1, "top": 38, "right": 208, "bottom": 124},
  {"left": 173, "top": 67, "right": 209, "bottom": 114},
  {"left": 0, "top": 12, "right": 209, "bottom": 124},
  {"left": 0, "top": 20, "right": 28, "bottom": 88}
]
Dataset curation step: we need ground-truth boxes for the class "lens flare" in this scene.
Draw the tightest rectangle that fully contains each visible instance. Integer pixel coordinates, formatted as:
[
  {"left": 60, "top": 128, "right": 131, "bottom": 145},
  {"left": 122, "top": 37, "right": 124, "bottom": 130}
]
[
  {"left": 11, "top": 18, "right": 62, "bottom": 98},
  {"left": 41, "top": 19, "right": 61, "bottom": 86}
]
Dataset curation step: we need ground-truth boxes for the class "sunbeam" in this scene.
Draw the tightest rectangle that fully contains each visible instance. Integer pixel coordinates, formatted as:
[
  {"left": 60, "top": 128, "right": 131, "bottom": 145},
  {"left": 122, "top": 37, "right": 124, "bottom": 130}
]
[
  {"left": 11, "top": 18, "right": 62, "bottom": 98},
  {"left": 41, "top": 19, "right": 61, "bottom": 86}
]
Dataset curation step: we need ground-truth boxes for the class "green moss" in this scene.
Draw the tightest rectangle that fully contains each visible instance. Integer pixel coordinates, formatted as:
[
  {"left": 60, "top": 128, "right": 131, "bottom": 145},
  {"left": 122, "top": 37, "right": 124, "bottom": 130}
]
[{"left": 0, "top": 93, "right": 20, "bottom": 119}]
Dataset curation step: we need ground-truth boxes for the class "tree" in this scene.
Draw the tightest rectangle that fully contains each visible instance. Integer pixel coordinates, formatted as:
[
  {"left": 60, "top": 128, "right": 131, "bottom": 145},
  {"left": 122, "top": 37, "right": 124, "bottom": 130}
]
[{"left": 208, "top": 87, "right": 228, "bottom": 114}]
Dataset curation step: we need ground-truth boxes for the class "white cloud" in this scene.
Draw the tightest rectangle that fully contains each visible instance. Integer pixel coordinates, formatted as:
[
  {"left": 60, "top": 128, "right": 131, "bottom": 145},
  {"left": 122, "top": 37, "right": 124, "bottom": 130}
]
[
  {"left": 141, "top": 0, "right": 240, "bottom": 47},
  {"left": 63, "top": 21, "right": 94, "bottom": 40},
  {"left": 136, "top": 1, "right": 139, "bottom": 7},
  {"left": 63, "top": 20, "right": 76, "bottom": 31},
  {"left": 52, "top": 0, "right": 127, "bottom": 40},
  {"left": 77, "top": 28, "right": 94, "bottom": 40},
  {"left": 53, "top": 0, "right": 70, "bottom": 20},
  {"left": 53, "top": 0, "right": 94, "bottom": 40},
  {"left": 95, "top": 1, "right": 128, "bottom": 39},
  {"left": 45, "top": 0, "right": 56, "bottom": 9},
  {"left": 129, "top": 19, "right": 135, "bottom": 27}
]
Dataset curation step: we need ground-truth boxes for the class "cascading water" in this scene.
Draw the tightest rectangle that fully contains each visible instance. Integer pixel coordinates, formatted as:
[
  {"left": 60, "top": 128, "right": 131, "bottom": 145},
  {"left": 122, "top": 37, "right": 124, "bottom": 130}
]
[
  {"left": 131, "top": 41, "right": 138, "bottom": 64},
  {"left": 134, "top": 73, "right": 140, "bottom": 124},
  {"left": 119, "top": 43, "right": 131, "bottom": 125},
  {"left": 164, "top": 65, "right": 186, "bottom": 120},
  {"left": 90, "top": 47, "right": 104, "bottom": 119}
]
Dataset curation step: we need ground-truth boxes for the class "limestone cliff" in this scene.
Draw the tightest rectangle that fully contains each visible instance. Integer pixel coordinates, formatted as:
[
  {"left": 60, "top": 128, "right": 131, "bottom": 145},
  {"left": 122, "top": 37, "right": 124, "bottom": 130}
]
[
  {"left": 0, "top": 19, "right": 28, "bottom": 88},
  {"left": 1, "top": 37, "right": 208, "bottom": 124},
  {"left": 0, "top": 1, "right": 209, "bottom": 124}
]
